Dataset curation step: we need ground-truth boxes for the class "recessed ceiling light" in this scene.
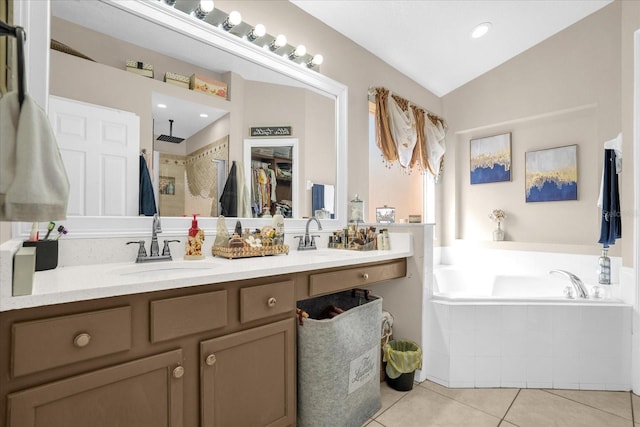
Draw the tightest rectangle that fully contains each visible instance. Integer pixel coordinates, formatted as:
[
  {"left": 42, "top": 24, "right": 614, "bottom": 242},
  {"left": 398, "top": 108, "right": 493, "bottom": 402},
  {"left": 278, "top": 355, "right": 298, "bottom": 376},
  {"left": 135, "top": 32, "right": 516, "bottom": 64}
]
[
  {"left": 157, "top": 103, "right": 167, "bottom": 108},
  {"left": 471, "top": 22, "right": 492, "bottom": 39},
  {"left": 200, "top": 113, "right": 209, "bottom": 118}
]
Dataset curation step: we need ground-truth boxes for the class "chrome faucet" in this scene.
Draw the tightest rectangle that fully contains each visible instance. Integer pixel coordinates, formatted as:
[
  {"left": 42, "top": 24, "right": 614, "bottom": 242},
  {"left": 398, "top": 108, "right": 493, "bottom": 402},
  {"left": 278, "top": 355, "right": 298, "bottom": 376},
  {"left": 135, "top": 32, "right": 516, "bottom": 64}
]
[
  {"left": 550, "top": 269, "right": 589, "bottom": 299},
  {"left": 126, "top": 214, "right": 179, "bottom": 262},
  {"left": 150, "top": 214, "right": 162, "bottom": 257},
  {"left": 295, "top": 217, "right": 323, "bottom": 250}
]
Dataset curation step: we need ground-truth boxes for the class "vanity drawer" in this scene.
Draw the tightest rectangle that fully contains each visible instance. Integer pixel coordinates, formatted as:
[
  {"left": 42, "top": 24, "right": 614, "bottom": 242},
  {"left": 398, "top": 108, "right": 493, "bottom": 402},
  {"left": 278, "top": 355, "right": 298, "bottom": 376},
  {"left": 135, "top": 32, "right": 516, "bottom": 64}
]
[
  {"left": 309, "top": 259, "right": 407, "bottom": 297},
  {"left": 240, "top": 280, "right": 295, "bottom": 324},
  {"left": 12, "top": 306, "right": 132, "bottom": 377},
  {"left": 150, "top": 290, "right": 227, "bottom": 343}
]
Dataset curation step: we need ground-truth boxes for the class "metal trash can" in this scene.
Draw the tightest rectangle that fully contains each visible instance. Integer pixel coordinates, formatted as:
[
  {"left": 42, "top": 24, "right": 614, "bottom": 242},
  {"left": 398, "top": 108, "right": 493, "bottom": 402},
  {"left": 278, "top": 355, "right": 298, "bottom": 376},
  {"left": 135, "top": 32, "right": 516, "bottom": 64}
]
[{"left": 296, "top": 289, "right": 382, "bottom": 427}]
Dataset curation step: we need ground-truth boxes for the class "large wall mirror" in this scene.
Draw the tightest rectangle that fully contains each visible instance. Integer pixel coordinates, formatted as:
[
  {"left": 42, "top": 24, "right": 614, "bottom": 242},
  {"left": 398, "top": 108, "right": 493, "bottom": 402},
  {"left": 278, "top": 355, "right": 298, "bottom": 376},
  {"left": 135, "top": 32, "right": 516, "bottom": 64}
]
[{"left": 14, "top": 0, "right": 347, "bottom": 237}]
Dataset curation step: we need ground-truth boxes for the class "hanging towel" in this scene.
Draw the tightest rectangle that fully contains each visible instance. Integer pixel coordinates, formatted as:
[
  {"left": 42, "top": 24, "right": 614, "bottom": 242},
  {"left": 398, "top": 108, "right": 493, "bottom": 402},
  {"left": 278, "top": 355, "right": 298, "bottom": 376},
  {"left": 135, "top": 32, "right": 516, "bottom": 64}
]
[
  {"left": 324, "top": 184, "right": 335, "bottom": 217},
  {"left": 235, "top": 161, "right": 251, "bottom": 218},
  {"left": 219, "top": 161, "right": 238, "bottom": 217},
  {"left": 138, "top": 154, "right": 157, "bottom": 216},
  {"left": 0, "top": 91, "right": 69, "bottom": 221},
  {"left": 312, "top": 184, "right": 324, "bottom": 215},
  {"left": 598, "top": 149, "right": 621, "bottom": 247}
]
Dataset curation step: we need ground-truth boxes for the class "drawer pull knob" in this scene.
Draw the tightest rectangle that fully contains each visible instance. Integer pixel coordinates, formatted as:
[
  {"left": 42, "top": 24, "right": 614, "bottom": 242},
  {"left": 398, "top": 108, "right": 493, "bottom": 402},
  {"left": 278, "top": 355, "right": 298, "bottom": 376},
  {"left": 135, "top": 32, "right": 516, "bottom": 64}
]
[
  {"left": 362, "top": 273, "right": 369, "bottom": 280},
  {"left": 267, "top": 297, "right": 277, "bottom": 308},
  {"left": 73, "top": 333, "right": 91, "bottom": 348},
  {"left": 205, "top": 354, "right": 217, "bottom": 366},
  {"left": 173, "top": 366, "right": 185, "bottom": 378}
]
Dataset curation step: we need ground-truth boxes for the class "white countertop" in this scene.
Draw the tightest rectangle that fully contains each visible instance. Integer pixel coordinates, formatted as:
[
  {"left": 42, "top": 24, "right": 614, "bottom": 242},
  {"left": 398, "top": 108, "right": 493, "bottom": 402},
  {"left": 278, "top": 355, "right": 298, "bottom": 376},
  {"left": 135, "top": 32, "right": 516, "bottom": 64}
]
[{"left": 0, "top": 234, "right": 412, "bottom": 311}]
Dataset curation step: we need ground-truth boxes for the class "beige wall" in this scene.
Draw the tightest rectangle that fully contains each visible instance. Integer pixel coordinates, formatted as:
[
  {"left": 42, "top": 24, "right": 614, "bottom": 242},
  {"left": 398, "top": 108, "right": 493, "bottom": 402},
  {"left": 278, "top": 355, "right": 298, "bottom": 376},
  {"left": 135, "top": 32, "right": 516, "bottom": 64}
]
[
  {"left": 217, "top": 0, "right": 443, "bottom": 217},
  {"left": 440, "top": 2, "right": 633, "bottom": 262}
]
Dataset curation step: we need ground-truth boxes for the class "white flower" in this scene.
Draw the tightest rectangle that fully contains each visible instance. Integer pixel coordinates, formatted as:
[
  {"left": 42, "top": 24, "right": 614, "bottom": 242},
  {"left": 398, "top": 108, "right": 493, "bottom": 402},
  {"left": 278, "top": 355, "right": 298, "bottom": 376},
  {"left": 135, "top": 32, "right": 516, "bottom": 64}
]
[{"left": 489, "top": 209, "right": 506, "bottom": 223}]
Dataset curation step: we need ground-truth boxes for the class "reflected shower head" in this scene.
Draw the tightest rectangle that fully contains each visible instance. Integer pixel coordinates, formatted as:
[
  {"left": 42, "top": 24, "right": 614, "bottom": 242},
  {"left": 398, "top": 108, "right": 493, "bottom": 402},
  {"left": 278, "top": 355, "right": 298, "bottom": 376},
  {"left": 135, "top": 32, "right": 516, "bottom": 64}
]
[{"left": 156, "top": 119, "right": 184, "bottom": 144}]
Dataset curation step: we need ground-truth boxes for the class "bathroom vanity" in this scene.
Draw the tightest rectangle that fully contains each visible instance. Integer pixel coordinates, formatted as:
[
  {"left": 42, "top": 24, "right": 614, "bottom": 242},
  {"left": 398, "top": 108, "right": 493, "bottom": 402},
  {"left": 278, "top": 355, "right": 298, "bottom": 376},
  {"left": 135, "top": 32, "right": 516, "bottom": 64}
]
[{"left": 0, "top": 242, "right": 410, "bottom": 427}]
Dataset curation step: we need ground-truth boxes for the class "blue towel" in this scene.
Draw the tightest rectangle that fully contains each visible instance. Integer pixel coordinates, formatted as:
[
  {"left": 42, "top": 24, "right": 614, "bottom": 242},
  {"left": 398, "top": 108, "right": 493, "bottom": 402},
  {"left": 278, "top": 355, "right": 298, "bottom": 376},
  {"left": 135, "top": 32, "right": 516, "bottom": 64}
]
[
  {"left": 312, "top": 184, "right": 324, "bottom": 214},
  {"left": 598, "top": 149, "right": 621, "bottom": 247},
  {"left": 139, "top": 155, "right": 157, "bottom": 216}
]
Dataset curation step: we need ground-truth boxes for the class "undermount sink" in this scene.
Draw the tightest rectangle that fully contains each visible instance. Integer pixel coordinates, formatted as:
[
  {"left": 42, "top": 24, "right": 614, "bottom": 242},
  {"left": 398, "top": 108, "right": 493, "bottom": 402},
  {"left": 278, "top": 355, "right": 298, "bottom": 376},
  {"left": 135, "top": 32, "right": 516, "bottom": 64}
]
[{"left": 112, "top": 261, "right": 217, "bottom": 278}]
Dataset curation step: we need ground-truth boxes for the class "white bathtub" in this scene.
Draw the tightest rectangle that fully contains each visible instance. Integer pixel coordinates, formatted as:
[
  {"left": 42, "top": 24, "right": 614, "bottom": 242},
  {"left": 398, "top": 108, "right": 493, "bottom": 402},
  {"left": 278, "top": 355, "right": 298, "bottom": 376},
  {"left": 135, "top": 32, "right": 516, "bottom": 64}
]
[
  {"left": 425, "top": 267, "right": 632, "bottom": 390},
  {"left": 433, "top": 267, "right": 624, "bottom": 303}
]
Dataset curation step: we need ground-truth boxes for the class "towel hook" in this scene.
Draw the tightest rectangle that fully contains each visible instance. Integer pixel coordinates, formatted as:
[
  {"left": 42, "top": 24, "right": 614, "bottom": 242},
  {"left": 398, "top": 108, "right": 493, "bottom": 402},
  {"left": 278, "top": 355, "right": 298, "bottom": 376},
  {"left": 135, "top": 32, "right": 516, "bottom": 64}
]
[{"left": 0, "top": 20, "right": 27, "bottom": 107}]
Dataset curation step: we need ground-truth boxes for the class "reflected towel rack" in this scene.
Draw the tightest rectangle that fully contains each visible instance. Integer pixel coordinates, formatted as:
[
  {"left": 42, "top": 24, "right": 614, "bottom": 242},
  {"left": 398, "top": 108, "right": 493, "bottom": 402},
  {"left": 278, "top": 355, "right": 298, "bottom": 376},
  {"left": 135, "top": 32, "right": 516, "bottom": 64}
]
[{"left": 0, "top": 19, "right": 26, "bottom": 107}]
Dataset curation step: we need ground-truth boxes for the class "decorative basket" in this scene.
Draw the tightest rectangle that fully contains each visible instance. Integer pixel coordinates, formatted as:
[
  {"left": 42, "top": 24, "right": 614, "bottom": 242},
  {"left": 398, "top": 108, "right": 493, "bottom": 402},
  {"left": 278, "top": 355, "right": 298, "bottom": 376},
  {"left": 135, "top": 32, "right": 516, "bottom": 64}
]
[{"left": 212, "top": 244, "right": 289, "bottom": 259}]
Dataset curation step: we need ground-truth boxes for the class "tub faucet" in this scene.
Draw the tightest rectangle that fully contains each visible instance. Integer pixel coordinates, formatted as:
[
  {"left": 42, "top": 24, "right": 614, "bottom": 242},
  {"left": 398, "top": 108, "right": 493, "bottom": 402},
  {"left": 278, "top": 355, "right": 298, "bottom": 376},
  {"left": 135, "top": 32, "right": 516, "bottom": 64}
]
[
  {"left": 550, "top": 269, "right": 589, "bottom": 299},
  {"left": 295, "top": 217, "right": 323, "bottom": 250}
]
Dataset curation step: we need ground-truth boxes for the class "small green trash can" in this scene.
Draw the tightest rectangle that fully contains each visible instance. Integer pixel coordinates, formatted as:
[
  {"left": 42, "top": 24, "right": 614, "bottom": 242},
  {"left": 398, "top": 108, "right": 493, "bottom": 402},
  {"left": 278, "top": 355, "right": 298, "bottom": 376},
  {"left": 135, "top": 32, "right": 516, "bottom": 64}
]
[{"left": 382, "top": 340, "right": 422, "bottom": 391}]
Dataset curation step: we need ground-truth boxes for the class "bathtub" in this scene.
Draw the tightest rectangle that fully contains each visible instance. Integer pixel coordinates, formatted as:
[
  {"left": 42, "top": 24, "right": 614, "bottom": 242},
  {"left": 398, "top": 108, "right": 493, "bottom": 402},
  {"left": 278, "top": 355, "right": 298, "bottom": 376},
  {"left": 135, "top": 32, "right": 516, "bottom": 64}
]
[
  {"left": 425, "top": 267, "right": 632, "bottom": 390},
  {"left": 433, "top": 267, "right": 624, "bottom": 303}
]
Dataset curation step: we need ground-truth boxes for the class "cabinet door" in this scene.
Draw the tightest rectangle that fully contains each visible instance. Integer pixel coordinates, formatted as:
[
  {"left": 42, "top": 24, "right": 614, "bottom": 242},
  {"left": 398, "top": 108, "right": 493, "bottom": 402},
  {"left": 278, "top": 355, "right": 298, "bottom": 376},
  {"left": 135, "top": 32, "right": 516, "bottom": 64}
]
[
  {"left": 201, "top": 318, "right": 295, "bottom": 427},
  {"left": 7, "top": 349, "right": 184, "bottom": 427}
]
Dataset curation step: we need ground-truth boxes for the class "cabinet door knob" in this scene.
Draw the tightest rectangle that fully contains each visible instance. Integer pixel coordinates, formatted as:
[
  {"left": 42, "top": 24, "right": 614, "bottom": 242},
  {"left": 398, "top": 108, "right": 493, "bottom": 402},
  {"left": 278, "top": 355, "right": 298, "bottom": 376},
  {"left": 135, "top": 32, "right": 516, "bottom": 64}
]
[
  {"left": 205, "top": 354, "right": 217, "bottom": 366},
  {"left": 362, "top": 273, "right": 369, "bottom": 280},
  {"left": 173, "top": 366, "right": 185, "bottom": 378},
  {"left": 73, "top": 333, "right": 91, "bottom": 348},
  {"left": 267, "top": 297, "right": 277, "bottom": 308}
]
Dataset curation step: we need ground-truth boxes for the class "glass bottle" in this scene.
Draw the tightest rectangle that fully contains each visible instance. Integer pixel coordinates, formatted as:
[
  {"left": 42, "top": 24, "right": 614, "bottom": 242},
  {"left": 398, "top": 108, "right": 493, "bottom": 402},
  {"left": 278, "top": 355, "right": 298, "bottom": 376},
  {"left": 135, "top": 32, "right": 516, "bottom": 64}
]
[
  {"left": 598, "top": 247, "right": 611, "bottom": 284},
  {"left": 349, "top": 194, "right": 364, "bottom": 223}
]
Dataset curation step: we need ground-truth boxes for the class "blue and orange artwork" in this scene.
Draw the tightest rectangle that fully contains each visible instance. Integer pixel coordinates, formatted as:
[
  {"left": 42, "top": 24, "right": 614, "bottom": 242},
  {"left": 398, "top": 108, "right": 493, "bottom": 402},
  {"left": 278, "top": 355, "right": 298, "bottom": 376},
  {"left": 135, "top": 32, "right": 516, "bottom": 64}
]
[
  {"left": 470, "top": 133, "right": 511, "bottom": 184},
  {"left": 525, "top": 145, "right": 577, "bottom": 202}
]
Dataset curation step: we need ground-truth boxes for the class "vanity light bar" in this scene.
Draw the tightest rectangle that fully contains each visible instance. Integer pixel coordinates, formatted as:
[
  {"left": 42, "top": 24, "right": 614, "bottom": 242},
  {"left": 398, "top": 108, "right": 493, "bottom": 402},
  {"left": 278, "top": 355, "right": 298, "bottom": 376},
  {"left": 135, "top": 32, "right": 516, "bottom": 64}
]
[{"left": 160, "top": 0, "right": 323, "bottom": 71}]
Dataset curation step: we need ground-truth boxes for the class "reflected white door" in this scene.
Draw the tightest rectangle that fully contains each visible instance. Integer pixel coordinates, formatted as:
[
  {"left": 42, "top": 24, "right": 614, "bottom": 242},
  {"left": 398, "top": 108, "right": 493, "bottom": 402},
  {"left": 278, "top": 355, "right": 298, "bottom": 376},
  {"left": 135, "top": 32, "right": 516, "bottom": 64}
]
[{"left": 48, "top": 96, "right": 140, "bottom": 216}]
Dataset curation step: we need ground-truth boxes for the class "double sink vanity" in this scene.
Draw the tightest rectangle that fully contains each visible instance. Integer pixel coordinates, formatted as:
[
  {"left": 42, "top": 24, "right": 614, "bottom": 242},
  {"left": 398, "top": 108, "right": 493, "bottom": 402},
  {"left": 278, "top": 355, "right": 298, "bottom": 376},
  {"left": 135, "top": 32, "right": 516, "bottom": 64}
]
[{"left": 0, "top": 234, "right": 411, "bottom": 426}]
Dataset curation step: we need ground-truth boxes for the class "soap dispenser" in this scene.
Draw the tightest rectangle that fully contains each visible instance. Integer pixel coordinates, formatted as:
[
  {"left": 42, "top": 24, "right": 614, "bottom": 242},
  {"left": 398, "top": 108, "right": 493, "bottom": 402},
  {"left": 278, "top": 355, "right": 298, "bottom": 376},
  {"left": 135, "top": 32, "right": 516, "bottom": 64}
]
[{"left": 185, "top": 214, "right": 205, "bottom": 260}]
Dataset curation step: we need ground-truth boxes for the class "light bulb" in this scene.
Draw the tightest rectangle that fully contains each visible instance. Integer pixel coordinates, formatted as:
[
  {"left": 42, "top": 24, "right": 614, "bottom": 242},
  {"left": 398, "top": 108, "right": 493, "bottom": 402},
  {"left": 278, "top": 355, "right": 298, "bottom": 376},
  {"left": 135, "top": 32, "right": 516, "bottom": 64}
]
[
  {"left": 269, "top": 34, "right": 287, "bottom": 51},
  {"left": 307, "top": 54, "right": 323, "bottom": 67},
  {"left": 289, "top": 44, "right": 307, "bottom": 60},
  {"left": 247, "top": 23, "right": 266, "bottom": 42},
  {"left": 193, "top": 0, "right": 214, "bottom": 19},
  {"left": 200, "top": 0, "right": 214, "bottom": 12},
  {"left": 222, "top": 11, "right": 241, "bottom": 31},
  {"left": 253, "top": 24, "right": 266, "bottom": 38}
]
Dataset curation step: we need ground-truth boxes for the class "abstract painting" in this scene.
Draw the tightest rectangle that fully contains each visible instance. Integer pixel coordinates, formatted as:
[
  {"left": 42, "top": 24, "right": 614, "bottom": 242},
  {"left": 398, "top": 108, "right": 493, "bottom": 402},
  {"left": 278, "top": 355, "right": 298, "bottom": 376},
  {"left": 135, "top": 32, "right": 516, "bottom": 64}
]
[
  {"left": 470, "top": 133, "right": 511, "bottom": 184},
  {"left": 525, "top": 145, "right": 577, "bottom": 202}
]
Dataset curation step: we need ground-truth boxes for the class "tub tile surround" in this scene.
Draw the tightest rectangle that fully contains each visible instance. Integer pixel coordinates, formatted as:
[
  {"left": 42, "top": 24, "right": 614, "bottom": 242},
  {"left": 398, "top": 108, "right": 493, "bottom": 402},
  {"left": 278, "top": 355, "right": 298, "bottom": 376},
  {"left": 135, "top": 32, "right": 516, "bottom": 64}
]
[{"left": 426, "top": 246, "right": 633, "bottom": 391}]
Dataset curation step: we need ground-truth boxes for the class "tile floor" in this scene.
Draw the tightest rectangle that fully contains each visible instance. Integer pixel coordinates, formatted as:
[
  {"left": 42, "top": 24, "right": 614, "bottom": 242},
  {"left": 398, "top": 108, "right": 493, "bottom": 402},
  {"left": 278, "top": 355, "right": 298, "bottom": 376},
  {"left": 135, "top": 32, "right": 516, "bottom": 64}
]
[{"left": 363, "top": 380, "right": 640, "bottom": 426}]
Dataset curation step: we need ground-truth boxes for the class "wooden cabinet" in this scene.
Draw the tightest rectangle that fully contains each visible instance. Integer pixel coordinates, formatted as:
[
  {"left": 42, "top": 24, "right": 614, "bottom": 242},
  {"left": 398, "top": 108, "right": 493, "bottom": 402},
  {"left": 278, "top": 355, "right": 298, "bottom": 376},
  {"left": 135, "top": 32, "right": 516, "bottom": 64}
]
[
  {"left": 200, "top": 318, "right": 295, "bottom": 427},
  {"left": 7, "top": 349, "right": 184, "bottom": 427},
  {"left": 309, "top": 259, "right": 407, "bottom": 297},
  {"left": 0, "top": 258, "right": 407, "bottom": 427}
]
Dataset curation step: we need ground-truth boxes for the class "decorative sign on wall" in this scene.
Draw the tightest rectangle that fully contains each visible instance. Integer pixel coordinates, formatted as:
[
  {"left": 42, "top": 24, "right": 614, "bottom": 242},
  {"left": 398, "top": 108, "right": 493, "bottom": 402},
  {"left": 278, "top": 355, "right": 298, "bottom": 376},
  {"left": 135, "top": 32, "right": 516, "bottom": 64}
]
[{"left": 250, "top": 126, "right": 293, "bottom": 137}]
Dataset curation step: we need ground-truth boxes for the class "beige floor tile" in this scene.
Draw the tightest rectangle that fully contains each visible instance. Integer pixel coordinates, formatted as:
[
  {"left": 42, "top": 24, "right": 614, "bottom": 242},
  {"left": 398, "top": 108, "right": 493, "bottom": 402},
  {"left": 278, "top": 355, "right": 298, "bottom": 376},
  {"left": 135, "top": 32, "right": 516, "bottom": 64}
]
[
  {"left": 505, "top": 389, "right": 631, "bottom": 427},
  {"left": 365, "top": 421, "right": 385, "bottom": 427},
  {"left": 547, "top": 389, "right": 632, "bottom": 420},
  {"left": 419, "top": 380, "right": 519, "bottom": 418},
  {"left": 375, "top": 386, "right": 501, "bottom": 427},
  {"left": 499, "top": 421, "right": 518, "bottom": 427},
  {"left": 633, "top": 393, "right": 640, "bottom": 423},
  {"left": 370, "top": 381, "right": 410, "bottom": 419}
]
